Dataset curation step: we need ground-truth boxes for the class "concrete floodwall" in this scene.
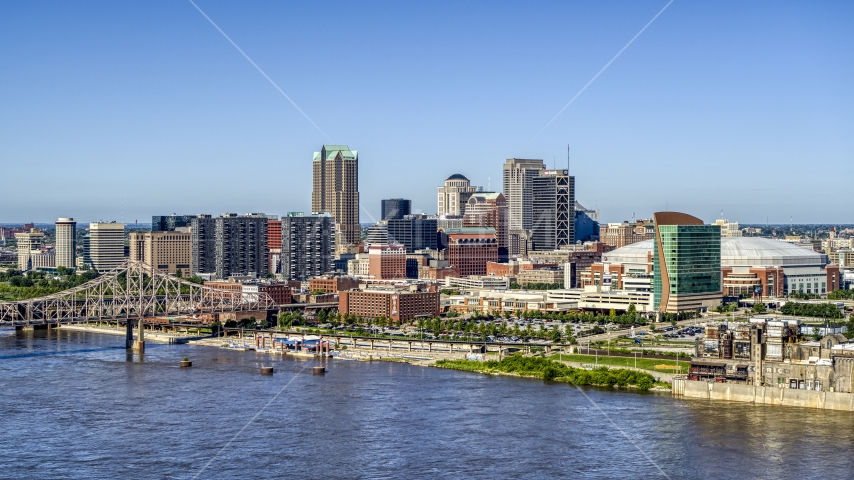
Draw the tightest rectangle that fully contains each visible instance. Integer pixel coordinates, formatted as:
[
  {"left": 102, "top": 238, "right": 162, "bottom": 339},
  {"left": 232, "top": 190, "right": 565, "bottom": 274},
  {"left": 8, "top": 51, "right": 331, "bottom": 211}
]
[{"left": 674, "top": 379, "right": 854, "bottom": 412}]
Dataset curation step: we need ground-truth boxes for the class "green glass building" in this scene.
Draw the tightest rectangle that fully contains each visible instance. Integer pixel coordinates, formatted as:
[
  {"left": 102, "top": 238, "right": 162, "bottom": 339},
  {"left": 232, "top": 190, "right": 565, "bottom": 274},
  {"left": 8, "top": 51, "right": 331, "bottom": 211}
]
[{"left": 653, "top": 212, "right": 722, "bottom": 313}]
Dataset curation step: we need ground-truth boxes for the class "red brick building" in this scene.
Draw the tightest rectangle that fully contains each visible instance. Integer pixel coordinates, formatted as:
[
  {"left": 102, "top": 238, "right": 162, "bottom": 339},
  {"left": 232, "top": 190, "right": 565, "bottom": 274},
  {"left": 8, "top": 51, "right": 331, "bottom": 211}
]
[
  {"left": 368, "top": 244, "right": 407, "bottom": 279},
  {"left": 441, "top": 228, "right": 498, "bottom": 277},
  {"left": 418, "top": 265, "right": 460, "bottom": 281},
  {"left": 338, "top": 289, "right": 440, "bottom": 323},
  {"left": 257, "top": 283, "right": 292, "bottom": 304},
  {"left": 308, "top": 275, "right": 360, "bottom": 294}
]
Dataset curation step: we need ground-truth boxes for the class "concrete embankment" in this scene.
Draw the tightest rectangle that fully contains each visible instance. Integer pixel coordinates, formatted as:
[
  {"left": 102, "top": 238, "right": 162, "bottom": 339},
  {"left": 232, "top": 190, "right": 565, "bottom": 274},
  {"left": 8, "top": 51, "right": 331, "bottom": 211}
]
[
  {"left": 673, "top": 378, "right": 854, "bottom": 412},
  {"left": 60, "top": 324, "right": 206, "bottom": 344}
]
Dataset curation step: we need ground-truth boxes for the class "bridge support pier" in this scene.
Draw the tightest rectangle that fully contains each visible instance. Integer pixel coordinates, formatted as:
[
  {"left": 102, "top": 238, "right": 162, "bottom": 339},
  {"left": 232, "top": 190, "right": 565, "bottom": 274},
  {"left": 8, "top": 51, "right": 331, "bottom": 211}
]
[
  {"left": 127, "top": 319, "right": 145, "bottom": 351},
  {"left": 16, "top": 324, "right": 49, "bottom": 332}
]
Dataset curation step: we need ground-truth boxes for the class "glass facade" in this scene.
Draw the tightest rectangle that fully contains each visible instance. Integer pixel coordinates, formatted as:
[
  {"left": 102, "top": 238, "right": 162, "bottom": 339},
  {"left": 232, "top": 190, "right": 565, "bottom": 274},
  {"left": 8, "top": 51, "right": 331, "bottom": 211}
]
[{"left": 653, "top": 225, "right": 721, "bottom": 310}]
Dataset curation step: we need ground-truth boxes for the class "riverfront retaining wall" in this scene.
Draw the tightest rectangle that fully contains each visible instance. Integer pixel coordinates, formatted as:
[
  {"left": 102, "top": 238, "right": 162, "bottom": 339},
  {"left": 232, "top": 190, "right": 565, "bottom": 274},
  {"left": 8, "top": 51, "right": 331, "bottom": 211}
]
[{"left": 673, "top": 378, "right": 854, "bottom": 412}]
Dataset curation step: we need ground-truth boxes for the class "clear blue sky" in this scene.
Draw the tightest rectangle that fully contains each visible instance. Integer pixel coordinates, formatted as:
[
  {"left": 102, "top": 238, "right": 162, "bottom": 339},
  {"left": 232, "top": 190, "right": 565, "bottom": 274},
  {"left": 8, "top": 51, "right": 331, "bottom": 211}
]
[{"left": 1, "top": 0, "right": 852, "bottom": 225}]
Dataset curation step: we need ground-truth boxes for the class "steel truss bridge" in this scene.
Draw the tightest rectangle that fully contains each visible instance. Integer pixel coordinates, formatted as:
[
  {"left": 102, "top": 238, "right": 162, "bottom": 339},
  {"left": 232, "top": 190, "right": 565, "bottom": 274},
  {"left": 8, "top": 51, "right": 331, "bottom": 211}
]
[{"left": 0, "top": 261, "right": 276, "bottom": 327}]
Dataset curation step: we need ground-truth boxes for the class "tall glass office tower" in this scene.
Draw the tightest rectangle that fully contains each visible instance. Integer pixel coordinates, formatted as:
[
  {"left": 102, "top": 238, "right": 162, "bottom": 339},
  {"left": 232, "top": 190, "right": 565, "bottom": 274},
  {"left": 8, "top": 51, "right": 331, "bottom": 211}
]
[{"left": 653, "top": 212, "right": 722, "bottom": 313}]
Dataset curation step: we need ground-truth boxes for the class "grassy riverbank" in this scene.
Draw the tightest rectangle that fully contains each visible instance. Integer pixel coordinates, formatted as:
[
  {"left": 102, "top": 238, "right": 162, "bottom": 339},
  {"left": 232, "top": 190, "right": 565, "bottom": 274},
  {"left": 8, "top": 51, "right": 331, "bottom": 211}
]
[
  {"left": 435, "top": 355, "right": 657, "bottom": 391},
  {"left": 549, "top": 353, "right": 689, "bottom": 374}
]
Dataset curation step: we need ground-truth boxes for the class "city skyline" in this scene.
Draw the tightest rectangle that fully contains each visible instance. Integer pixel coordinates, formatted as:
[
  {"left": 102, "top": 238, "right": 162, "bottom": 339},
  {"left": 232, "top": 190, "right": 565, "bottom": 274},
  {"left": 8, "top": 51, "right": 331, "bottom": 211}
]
[{"left": 1, "top": 1, "right": 852, "bottom": 223}]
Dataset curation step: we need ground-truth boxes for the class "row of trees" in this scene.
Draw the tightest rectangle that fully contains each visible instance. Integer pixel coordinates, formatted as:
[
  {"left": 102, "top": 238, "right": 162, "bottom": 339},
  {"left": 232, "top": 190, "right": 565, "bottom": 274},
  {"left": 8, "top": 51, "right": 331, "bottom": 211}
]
[
  {"left": 0, "top": 268, "right": 100, "bottom": 301},
  {"left": 781, "top": 302, "right": 843, "bottom": 319},
  {"left": 436, "top": 355, "right": 656, "bottom": 390},
  {"left": 828, "top": 290, "right": 854, "bottom": 300},
  {"left": 468, "top": 305, "right": 648, "bottom": 326}
]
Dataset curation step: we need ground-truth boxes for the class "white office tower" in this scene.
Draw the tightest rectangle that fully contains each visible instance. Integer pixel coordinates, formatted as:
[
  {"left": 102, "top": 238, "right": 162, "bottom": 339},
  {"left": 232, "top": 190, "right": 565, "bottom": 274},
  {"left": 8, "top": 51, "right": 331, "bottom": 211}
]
[
  {"left": 88, "top": 222, "right": 125, "bottom": 272},
  {"left": 55, "top": 218, "right": 77, "bottom": 268},
  {"left": 502, "top": 158, "right": 545, "bottom": 231}
]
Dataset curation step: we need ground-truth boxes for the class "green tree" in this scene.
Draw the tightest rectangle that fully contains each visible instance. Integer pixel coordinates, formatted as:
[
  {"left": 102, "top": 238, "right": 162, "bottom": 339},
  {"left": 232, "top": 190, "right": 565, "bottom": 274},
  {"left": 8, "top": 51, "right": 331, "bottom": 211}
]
[
  {"left": 752, "top": 303, "right": 767, "bottom": 314},
  {"left": 550, "top": 326, "right": 563, "bottom": 343},
  {"left": 175, "top": 268, "right": 183, "bottom": 278}
]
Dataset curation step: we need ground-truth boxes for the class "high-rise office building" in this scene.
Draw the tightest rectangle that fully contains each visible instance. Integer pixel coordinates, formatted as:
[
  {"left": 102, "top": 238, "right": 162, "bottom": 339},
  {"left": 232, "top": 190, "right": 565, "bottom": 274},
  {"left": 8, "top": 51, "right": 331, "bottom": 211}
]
[
  {"left": 14, "top": 229, "right": 45, "bottom": 271},
  {"left": 88, "top": 222, "right": 126, "bottom": 272},
  {"left": 437, "top": 174, "right": 480, "bottom": 217},
  {"left": 191, "top": 213, "right": 268, "bottom": 279},
  {"left": 381, "top": 198, "right": 411, "bottom": 221},
  {"left": 267, "top": 217, "right": 282, "bottom": 274},
  {"left": 502, "top": 158, "right": 545, "bottom": 231},
  {"left": 531, "top": 170, "right": 575, "bottom": 251},
  {"left": 387, "top": 214, "right": 438, "bottom": 253},
  {"left": 574, "top": 202, "right": 600, "bottom": 243},
  {"left": 129, "top": 231, "right": 192, "bottom": 275},
  {"left": 312, "top": 145, "right": 360, "bottom": 246},
  {"left": 365, "top": 222, "right": 389, "bottom": 246},
  {"left": 55, "top": 218, "right": 77, "bottom": 268},
  {"left": 463, "top": 192, "right": 508, "bottom": 261},
  {"left": 152, "top": 215, "right": 197, "bottom": 232},
  {"left": 652, "top": 212, "right": 722, "bottom": 313},
  {"left": 281, "top": 213, "right": 335, "bottom": 281}
]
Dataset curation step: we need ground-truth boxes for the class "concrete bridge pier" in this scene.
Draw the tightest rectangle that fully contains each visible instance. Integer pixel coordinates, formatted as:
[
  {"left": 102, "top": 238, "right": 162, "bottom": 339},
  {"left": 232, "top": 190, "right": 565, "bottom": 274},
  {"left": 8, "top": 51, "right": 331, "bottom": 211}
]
[
  {"left": 15, "top": 324, "right": 49, "bottom": 332},
  {"left": 126, "top": 319, "right": 145, "bottom": 351}
]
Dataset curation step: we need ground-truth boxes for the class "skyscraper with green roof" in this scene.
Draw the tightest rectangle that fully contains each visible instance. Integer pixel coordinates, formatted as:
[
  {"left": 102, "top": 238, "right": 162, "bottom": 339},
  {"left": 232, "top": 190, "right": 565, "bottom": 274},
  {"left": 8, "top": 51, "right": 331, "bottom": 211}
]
[{"left": 312, "top": 145, "right": 360, "bottom": 247}]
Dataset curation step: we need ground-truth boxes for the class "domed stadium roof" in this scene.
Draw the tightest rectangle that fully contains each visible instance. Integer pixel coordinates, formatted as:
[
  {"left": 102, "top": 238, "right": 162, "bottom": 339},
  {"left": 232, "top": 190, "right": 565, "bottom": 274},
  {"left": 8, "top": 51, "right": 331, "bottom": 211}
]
[
  {"left": 720, "top": 237, "right": 826, "bottom": 267},
  {"left": 446, "top": 173, "right": 469, "bottom": 181},
  {"left": 603, "top": 237, "right": 826, "bottom": 268},
  {"left": 603, "top": 240, "right": 653, "bottom": 265}
]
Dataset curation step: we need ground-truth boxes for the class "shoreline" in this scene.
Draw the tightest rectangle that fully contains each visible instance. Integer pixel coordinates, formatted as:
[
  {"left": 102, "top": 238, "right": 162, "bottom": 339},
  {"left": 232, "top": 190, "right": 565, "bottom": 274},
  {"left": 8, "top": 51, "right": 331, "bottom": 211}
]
[
  {"left": 59, "top": 324, "right": 208, "bottom": 344},
  {"left": 58, "top": 324, "right": 672, "bottom": 394},
  {"left": 59, "top": 325, "right": 854, "bottom": 411}
]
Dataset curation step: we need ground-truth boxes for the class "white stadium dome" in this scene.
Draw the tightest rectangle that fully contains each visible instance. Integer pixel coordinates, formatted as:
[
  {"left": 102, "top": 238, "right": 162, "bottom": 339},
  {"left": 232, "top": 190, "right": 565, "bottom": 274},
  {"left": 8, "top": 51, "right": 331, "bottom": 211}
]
[{"left": 603, "top": 237, "right": 827, "bottom": 268}]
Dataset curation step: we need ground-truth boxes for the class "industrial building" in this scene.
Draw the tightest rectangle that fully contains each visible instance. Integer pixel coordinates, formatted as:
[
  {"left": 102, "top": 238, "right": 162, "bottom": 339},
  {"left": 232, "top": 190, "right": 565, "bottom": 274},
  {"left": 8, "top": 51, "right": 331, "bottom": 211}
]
[{"left": 692, "top": 318, "right": 854, "bottom": 394}]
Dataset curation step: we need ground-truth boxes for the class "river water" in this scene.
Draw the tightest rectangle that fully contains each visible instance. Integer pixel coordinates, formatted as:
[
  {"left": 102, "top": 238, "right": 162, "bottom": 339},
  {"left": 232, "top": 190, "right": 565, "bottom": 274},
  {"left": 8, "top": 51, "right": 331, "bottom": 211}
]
[{"left": 1, "top": 328, "right": 852, "bottom": 479}]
